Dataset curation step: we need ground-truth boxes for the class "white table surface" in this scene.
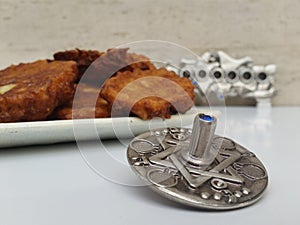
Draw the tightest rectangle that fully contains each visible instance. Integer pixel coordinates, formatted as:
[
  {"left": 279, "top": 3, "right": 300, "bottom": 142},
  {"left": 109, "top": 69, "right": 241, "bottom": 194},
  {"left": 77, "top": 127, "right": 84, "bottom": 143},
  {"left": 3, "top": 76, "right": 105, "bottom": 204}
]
[{"left": 0, "top": 106, "right": 299, "bottom": 225}]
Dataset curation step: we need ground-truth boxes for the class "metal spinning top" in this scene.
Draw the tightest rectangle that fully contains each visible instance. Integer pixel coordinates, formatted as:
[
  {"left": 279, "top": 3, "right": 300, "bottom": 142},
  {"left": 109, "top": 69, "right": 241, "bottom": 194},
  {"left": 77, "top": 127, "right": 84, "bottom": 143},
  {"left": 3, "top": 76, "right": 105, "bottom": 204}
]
[{"left": 127, "top": 113, "right": 268, "bottom": 210}]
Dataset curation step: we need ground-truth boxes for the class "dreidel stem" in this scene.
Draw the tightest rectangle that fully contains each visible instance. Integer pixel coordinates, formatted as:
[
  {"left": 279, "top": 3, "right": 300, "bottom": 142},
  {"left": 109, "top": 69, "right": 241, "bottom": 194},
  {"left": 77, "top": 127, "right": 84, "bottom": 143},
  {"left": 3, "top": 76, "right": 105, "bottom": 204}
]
[{"left": 185, "top": 113, "right": 218, "bottom": 166}]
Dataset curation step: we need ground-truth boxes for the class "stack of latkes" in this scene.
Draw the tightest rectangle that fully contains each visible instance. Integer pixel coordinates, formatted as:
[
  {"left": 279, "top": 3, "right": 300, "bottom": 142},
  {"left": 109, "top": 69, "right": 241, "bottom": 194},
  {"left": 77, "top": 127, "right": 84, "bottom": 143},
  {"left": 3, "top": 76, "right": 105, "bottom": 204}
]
[{"left": 0, "top": 48, "right": 195, "bottom": 123}]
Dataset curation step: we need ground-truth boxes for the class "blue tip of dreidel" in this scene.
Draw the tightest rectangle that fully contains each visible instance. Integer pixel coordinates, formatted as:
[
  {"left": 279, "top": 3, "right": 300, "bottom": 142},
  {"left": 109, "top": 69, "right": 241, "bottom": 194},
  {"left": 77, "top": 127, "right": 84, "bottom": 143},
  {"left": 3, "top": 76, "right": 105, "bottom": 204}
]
[{"left": 199, "top": 114, "right": 213, "bottom": 122}]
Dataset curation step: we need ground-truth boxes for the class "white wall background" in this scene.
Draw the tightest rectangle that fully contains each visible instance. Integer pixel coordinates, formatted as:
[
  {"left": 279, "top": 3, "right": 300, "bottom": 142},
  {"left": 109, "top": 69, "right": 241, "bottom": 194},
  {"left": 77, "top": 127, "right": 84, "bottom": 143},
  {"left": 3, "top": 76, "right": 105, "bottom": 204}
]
[{"left": 0, "top": 0, "right": 299, "bottom": 105}]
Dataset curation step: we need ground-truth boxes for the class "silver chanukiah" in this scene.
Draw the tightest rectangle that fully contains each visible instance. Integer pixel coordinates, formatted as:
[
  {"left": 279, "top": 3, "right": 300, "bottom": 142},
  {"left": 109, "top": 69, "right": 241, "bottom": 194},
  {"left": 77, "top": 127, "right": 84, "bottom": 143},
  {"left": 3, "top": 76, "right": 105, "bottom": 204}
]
[
  {"left": 165, "top": 51, "right": 276, "bottom": 105},
  {"left": 127, "top": 113, "right": 268, "bottom": 210}
]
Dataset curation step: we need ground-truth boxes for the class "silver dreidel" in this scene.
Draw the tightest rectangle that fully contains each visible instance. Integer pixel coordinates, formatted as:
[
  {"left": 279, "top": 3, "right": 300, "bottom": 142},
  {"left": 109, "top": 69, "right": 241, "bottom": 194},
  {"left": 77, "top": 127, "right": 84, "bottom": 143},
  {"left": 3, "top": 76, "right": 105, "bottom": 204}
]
[
  {"left": 127, "top": 113, "right": 268, "bottom": 210},
  {"left": 181, "top": 113, "right": 218, "bottom": 167}
]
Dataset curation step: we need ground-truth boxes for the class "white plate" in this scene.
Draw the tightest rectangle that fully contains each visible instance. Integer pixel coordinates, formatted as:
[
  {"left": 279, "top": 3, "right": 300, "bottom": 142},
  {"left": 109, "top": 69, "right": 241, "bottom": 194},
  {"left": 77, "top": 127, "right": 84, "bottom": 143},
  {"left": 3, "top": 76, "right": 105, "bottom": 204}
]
[{"left": 0, "top": 108, "right": 201, "bottom": 148}]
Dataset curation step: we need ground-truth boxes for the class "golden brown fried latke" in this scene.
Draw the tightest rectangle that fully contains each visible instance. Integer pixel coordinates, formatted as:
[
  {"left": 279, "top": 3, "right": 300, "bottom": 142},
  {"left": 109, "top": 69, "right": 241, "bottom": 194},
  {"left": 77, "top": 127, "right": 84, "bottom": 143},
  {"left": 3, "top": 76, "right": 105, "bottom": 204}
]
[
  {"left": 0, "top": 60, "right": 78, "bottom": 122},
  {"left": 53, "top": 49, "right": 104, "bottom": 80},
  {"left": 124, "top": 51, "right": 156, "bottom": 71},
  {"left": 50, "top": 83, "right": 110, "bottom": 119},
  {"left": 85, "top": 48, "right": 156, "bottom": 85},
  {"left": 54, "top": 48, "right": 155, "bottom": 85},
  {"left": 100, "top": 68, "right": 195, "bottom": 120}
]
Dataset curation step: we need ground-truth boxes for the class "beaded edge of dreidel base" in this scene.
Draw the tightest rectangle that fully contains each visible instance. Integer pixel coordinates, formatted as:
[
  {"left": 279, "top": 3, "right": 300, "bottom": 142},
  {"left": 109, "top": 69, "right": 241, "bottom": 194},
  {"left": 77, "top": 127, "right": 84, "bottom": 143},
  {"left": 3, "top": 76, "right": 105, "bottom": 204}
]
[{"left": 127, "top": 128, "right": 268, "bottom": 210}]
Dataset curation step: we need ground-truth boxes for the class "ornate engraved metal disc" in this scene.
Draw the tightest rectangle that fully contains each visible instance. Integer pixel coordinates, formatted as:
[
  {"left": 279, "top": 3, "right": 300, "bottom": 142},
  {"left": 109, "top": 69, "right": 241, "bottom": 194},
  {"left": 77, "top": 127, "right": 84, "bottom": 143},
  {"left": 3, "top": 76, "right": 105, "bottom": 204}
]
[{"left": 127, "top": 127, "right": 268, "bottom": 210}]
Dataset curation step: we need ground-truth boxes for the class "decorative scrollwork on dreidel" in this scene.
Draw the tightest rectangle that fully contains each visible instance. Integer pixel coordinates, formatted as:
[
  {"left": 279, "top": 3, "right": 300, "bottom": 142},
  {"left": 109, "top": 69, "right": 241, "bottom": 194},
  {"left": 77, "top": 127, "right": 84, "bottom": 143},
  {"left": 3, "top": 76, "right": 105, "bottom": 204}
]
[{"left": 127, "top": 113, "right": 268, "bottom": 210}]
